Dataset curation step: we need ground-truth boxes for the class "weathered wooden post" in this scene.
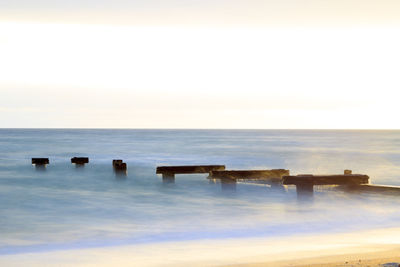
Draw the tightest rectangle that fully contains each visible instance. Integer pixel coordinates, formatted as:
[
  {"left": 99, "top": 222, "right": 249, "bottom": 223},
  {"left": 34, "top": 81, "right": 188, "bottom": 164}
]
[
  {"left": 344, "top": 169, "right": 352, "bottom": 175},
  {"left": 112, "top": 160, "right": 123, "bottom": 166},
  {"left": 32, "top": 158, "right": 49, "bottom": 169},
  {"left": 114, "top": 162, "right": 127, "bottom": 170},
  {"left": 71, "top": 157, "right": 89, "bottom": 166},
  {"left": 32, "top": 158, "right": 49, "bottom": 165},
  {"left": 112, "top": 159, "right": 127, "bottom": 176}
]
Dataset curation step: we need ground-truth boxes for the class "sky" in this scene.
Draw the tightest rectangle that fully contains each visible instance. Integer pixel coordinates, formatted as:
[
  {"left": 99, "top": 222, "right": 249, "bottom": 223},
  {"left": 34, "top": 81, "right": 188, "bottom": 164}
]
[{"left": 1, "top": 1, "right": 400, "bottom": 128}]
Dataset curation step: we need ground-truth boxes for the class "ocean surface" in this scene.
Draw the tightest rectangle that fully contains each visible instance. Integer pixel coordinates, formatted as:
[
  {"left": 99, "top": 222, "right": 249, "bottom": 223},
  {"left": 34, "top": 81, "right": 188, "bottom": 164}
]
[{"left": 1, "top": 129, "right": 400, "bottom": 255}]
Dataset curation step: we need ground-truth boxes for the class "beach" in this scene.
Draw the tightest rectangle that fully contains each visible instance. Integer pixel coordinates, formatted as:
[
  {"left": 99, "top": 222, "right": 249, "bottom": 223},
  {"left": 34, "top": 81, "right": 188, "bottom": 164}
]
[{"left": 1, "top": 227, "right": 400, "bottom": 266}]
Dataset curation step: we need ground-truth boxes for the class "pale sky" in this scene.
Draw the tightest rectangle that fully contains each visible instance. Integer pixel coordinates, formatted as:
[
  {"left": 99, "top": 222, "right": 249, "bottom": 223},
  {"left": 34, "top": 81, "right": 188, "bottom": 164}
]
[{"left": 1, "top": 1, "right": 400, "bottom": 128}]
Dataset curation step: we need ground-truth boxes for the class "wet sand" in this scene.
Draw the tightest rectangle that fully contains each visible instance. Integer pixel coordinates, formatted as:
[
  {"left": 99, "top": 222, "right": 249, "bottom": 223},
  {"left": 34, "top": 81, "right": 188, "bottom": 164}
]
[{"left": 1, "top": 228, "right": 400, "bottom": 267}]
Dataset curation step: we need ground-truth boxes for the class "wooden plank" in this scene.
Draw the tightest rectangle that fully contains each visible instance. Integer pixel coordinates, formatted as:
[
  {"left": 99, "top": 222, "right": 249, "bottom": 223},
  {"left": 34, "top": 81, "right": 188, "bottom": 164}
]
[
  {"left": 283, "top": 174, "right": 369, "bottom": 185},
  {"left": 32, "top": 158, "right": 49, "bottom": 165},
  {"left": 156, "top": 165, "right": 225, "bottom": 174},
  {"left": 343, "top": 184, "right": 400, "bottom": 195},
  {"left": 71, "top": 157, "right": 89, "bottom": 164},
  {"left": 209, "top": 169, "right": 289, "bottom": 181}
]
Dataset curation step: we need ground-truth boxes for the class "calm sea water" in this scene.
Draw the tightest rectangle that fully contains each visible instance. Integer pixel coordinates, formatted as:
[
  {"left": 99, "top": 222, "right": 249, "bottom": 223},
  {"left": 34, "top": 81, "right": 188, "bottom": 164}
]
[{"left": 1, "top": 129, "right": 400, "bottom": 254}]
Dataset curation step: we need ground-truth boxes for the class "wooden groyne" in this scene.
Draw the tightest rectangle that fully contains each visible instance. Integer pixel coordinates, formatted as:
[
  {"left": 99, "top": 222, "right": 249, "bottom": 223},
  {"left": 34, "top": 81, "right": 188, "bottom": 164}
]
[
  {"left": 26, "top": 158, "right": 400, "bottom": 198},
  {"left": 343, "top": 184, "right": 400, "bottom": 195},
  {"left": 283, "top": 171, "right": 370, "bottom": 197},
  {"left": 156, "top": 165, "right": 226, "bottom": 182}
]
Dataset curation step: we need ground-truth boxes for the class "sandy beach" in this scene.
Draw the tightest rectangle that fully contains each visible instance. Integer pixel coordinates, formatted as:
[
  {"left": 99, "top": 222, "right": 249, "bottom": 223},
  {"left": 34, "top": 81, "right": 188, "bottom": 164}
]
[
  {"left": 232, "top": 248, "right": 400, "bottom": 266},
  {"left": 1, "top": 228, "right": 400, "bottom": 267}
]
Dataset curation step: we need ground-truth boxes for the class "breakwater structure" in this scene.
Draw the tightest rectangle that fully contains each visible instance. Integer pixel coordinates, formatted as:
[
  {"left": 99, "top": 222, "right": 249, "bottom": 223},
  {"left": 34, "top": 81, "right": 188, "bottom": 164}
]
[
  {"left": 28, "top": 159, "right": 400, "bottom": 197},
  {"left": 155, "top": 165, "right": 400, "bottom": 196}
]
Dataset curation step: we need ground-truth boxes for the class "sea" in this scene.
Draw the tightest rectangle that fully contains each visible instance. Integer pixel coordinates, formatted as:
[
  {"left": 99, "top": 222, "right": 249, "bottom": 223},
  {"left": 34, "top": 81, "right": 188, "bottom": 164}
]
[{"left": 1, "top": 129, "right": 400, "bottom": 255}]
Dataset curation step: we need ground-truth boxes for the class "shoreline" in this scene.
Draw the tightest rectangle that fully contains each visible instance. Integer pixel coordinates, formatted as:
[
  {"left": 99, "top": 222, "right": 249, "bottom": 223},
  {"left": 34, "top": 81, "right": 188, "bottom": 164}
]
[
  {"left": 1, "top": 228, "right": 400, "bottom": 266},
  {"left": 231, "top": 247, "right": 400, "bottom": 266}
]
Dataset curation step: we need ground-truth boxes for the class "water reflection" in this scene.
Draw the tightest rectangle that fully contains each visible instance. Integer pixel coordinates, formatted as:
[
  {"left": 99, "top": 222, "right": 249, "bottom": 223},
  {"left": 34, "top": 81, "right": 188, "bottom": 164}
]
[
  {"left": 34, "top": 165, "right": 46, "bottom": 171},
  {"left": 74, "top": 164, "right": 85, "bottom": 169},
  {"left": 114, "top": 169, "right": 127, "bottom": 179}
]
